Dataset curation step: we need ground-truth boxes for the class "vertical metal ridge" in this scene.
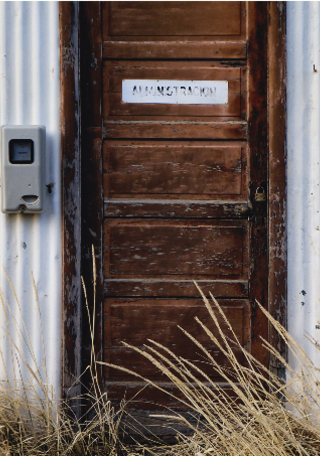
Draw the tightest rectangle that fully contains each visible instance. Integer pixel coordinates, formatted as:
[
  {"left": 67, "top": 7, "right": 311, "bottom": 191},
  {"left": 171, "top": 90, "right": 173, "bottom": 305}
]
[
  {"left": 0, "top": 2, "right": 61, "bottom": 398},
  {"left": 287, "top": 2, "right": 320, "bottom": 369}
]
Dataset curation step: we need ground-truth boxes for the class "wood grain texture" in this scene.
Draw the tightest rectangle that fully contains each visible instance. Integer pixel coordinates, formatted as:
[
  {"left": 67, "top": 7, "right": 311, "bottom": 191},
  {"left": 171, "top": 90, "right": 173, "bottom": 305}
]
[
  {"left": 268, "top": 2, "right": 287, "bottom": 370},
  {"left": 247, "top": 2, "right": 269, "bottom": 367},
  {"left": 61, "top": 0, "right": 287, "bottom": 430},
  {"left": 105, "top": 2, "right": 241, "bottom": 37},
  {"left": 106, "top": 383, "right": 238, "bottom": 415},
  {"left": 103, "top": 61, "right": 243, "bottom": 118},
  {"left": 103, "top": 142, "right": 246, "bottom": 199},
  {"left": 103, "top": 41, "right": 247, "bottom": 60},
  {"left": 60, "top": 2, "right": 82, "bottom": 402},
  {"left": 104, "top": 299, "right": 250, "bottom": 380},
  {"left": 104, "top": 219, "right": 248, "bottom": 278},
  {"left": 104, "top": 201, "right": 251, "bottom": 219},
  {"left": 104, "top": 279, "right": 248, "bottom": 298},
  {"left": 79, "top": 2, "right": 104, "bottom": 393},
  {"left": 95, "top": 1, "right": 286, "bottom": 415},
  {"left": 103, "top": 121, "right": 247, "bottom": 140}
]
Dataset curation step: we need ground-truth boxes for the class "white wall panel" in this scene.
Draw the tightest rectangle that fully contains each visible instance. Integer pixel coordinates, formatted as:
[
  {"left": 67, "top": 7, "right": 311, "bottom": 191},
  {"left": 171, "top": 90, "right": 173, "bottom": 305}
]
[
  {"left": 287, "top": 2, "right": 320, "bottom": 369},
  {"left": 0, "top": 2, "right": 61, "bottom": 397}
]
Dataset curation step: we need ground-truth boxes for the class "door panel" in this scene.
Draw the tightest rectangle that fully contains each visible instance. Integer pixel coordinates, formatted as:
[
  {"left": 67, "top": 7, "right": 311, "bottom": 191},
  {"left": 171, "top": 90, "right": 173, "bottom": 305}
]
[
  {"left": 104, "top": 220, "right": 248, "bottom": 277},
  {"left": 104, "top": 62, "right": 243, "bottom": 118},
  {"left": 104, "top": 141, "right": 247, "bottom": 199},
  {"left": 105, "top": 2, "right": 242, "bottom": 37},
  {"left": 105, "top": 299, "right": 250, "bottom": 380}
]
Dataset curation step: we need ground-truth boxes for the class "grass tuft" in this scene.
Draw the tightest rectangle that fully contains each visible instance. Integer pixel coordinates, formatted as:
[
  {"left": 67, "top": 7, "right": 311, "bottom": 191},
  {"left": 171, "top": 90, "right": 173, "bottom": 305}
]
[
  {"left": 101, "top": 286, "right": 320, "bottom": 455},
  {"left": 0, "top": 268, "right": 129, "bottom": 455},
  {"left": 1, "top": 270, "right": 320, "bottom": 455}
]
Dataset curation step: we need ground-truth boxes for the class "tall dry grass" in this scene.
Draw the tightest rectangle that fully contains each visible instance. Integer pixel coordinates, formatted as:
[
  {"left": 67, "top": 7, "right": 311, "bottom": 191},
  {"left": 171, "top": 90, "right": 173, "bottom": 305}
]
[
  {"left": 1, "top": 264, "right": 320, "bottom": 455},
  {"left": 0, "top": 268, "right": 128, "bottom": 456},
  {"left": 102, "top": 285, "right": 320, "bottom": 456}
]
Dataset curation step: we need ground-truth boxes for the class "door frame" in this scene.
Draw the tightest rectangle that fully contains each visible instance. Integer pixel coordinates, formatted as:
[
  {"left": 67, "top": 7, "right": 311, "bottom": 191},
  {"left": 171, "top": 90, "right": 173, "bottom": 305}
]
[{"left": 59, "top": 1, "right": 286, "bottom": 402}]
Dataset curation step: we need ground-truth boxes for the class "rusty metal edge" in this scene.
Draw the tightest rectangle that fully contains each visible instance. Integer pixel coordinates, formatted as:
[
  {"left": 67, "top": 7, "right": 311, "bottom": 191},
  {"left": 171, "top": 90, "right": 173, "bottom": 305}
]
[
  {"left": 268, "top": 1, "right": 287, "bottom": 373},
  {"left": 60, "top": 1, "right": 82, "bottom": 409}
]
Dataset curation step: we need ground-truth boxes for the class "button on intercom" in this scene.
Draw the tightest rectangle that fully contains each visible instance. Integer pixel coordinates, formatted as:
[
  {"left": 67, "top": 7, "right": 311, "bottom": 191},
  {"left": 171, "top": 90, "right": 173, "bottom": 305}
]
[{"left": 1, "top": 125, "right": 46, "bottom": 213}]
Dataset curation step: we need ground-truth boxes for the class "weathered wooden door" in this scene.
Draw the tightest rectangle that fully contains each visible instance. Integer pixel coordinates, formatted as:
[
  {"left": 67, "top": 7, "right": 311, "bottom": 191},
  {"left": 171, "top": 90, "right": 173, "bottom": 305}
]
[{"left": 61, "top": 1, "right": 286, "bottom": 415}]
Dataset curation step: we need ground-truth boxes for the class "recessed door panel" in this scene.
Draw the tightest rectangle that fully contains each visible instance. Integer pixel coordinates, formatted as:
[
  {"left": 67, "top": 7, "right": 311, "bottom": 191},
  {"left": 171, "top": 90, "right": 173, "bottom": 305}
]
[
  {"left": 104, "top": 299, "right": 250, "bottom": 380},
  {"left": 104, "top": 62, "right": 243, "bottom": 119},
  {"left": 104, "top": 142, "right": 247, "bottom": 199},
  {"left": 105, "top": 2, "right": 242, "bottom": 37},
  {"left": 104, "top": 220, "right": 248, "bottom": 278}
]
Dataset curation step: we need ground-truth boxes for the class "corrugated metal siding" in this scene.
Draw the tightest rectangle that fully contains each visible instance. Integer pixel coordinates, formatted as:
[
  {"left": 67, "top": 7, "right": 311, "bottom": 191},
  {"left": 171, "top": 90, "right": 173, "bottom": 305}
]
[
  {"left": 0, "top": 2, "right": 61, "bottom": 397},
  {"left": 287, "top": 2, "right": 320, "bottom": 368},
  {"left": 0, "top": 0, "right": 318, "bottom": 398}
]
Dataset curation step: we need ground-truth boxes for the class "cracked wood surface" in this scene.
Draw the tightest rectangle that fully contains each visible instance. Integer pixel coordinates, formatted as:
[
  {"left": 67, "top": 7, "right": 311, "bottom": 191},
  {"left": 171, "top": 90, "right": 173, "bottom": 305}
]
[
  {"left": 61, "top": 2, "right": 287, "bottom": 417},
  {"left": 101, "top": 2, "right": 268, "bottom": 405}
]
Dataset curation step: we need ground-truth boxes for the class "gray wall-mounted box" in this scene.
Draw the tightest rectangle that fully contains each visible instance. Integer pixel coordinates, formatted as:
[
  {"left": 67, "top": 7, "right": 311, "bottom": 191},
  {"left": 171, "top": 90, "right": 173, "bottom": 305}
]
[{"left": 1, "top": 125, "right": 46, "bottom": 213}]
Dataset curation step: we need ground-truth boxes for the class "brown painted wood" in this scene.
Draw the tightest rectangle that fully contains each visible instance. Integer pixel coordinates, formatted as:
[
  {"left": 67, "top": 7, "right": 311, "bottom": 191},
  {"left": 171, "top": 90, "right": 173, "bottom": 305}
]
[
  {"left": 106, "top": 383, "right": 238, "bottom": 416},
  {"left": 268, "top": 2, "right": 287, "bottom": 371},
  {"left": 100, "top": 2, "right": 274, "bottom": 407},
  {"left": 104, "top": 2, "right": 242, "bottom": 38},
  {"left": 79, "top": 1, "right": 104, "bottom": 391},
  {"left": 103, "top": 61, "right": 243, "bottom": 119},
  {"left": 104, "top": 219, "right": 248, "bottom": 279},
  {"left": 103, "top": 121, "right": 247, "bottom": 140},
  {"left": 104, "top": 299, "right": 250, "bottom": 380},
  {"left": 103, "top": 41, "right": 247, "bottom": 60},
  {"left": 104, "top": 280, "right": 248, "bottom": 298},
  {"left": 247, "top": 2, "right": 269, "bottom": 366},
  {"left": 62, "top": 1, "right": 287, "bottom": 425},
  {"left": 104, "top": 141, "right": 247, "bottom": 199},
  {"left": 104, "top": 201, "right": 252, "bottom": 219},
  {"left": 60, "top": 2, "right": 82, "bottom": 403},
  {"left": 60, "top": 1, "right": 104, "bottom": 409}
]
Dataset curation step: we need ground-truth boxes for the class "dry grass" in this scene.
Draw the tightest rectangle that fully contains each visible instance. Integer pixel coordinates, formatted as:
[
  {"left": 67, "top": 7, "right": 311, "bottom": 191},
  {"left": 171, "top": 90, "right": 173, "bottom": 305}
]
[
  {"left": 1, "top": 267, "right": 320, "bottom": 455},
  {"left": 102, "top": 285, "right": 320, "bottom": 456},
  {"left": 0, "top": 267, "right": 129, "bottom": 456}
]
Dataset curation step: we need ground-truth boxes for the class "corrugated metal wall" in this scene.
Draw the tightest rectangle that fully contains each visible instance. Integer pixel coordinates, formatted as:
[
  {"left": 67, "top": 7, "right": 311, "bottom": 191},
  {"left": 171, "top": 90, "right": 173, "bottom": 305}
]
[
  {"left": 0, "top": 2, "right": 61, "bottom": 397},
  {"left": 287, "top": 2, "right": 320, "bottom": 368},
  {"left": 0, "top": 0, "right": 319, "bottom": 397}
]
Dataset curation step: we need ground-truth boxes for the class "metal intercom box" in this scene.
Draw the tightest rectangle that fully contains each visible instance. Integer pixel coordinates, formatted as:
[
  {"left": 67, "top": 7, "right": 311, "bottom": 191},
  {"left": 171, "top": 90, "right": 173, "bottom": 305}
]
[{"left": 1, "top": 125, "right": 46, "bottom": 213}]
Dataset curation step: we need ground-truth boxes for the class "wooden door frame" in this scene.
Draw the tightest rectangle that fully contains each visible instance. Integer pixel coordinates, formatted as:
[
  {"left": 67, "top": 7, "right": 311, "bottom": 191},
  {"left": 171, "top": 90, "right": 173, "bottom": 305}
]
[
  {"left": 60, "top": 1, "right": 286, "bottom": 402},
  {"left": 60, "top": 1, "right": 104, "bottom": 402},
  {"left": 60, "top": 1, "right": 82, "bottom": 402},
  {"left": 268, "top": 2, "right": 286, "bottom": 374}
]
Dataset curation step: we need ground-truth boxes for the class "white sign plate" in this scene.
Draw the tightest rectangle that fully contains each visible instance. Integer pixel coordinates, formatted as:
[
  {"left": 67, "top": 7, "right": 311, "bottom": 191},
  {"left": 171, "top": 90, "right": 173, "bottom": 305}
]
[{"left": 122, "top": 80, "right": 228, "bottom": 105}]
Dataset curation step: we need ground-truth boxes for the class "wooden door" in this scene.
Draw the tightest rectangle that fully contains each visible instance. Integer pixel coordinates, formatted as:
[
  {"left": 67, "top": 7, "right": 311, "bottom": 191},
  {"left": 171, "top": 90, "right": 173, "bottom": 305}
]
[
  {"left": 61, "top": 1, "right": 286, "bottom": 417},
  {"left": 101, "top": 0, "right": 267, "bottom": 404}
]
